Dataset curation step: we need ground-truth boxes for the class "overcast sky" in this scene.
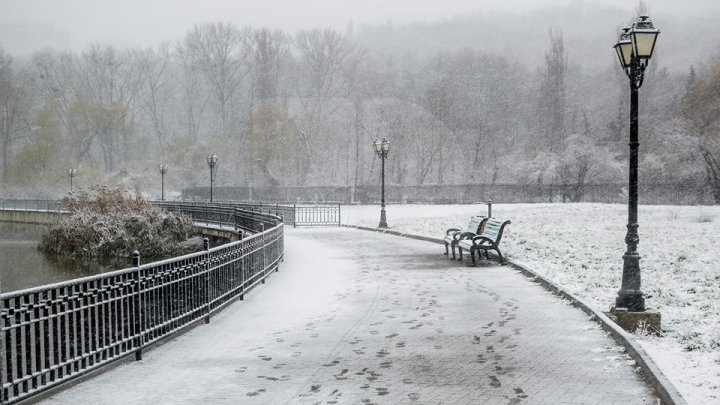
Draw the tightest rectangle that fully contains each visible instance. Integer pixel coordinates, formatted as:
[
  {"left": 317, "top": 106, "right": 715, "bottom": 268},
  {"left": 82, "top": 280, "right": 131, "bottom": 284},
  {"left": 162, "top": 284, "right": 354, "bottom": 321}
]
[{"left": 2, "top": 0, "right": 717, "bottom": 52}]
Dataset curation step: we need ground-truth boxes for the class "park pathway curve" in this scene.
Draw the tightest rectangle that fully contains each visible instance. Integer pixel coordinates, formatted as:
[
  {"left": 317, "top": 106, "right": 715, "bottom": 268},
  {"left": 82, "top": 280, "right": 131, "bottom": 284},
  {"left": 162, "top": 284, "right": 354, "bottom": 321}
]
[{"left": 42, "top": 227, "right": 657, "bottom": 404}]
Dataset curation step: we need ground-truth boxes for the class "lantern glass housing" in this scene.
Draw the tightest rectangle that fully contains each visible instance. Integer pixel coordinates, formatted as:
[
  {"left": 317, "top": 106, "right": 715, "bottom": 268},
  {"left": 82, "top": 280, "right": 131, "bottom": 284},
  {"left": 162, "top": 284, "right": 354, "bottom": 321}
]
[
  {"left": 614, "top": 27, "right": 633, "bottom": 69},
  {"left": 631, "top": 15, "right": 660, "bottom": 60},
  {"left": 381, "top": 138, "right": 390, "bottom": 152}
]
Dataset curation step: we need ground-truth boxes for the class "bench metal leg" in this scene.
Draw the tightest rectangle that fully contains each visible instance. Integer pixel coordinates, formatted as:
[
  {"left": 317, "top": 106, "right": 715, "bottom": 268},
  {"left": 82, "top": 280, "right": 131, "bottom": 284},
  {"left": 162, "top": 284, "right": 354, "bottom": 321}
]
[
  {"left": 444, "top": 242, "right": 449, "bottom": 256},
  {"left": 470, "top": 249, "right": 477, "bottom": 265},
  {"left": 495, "top": 248, "right": 504, "bottom": 265},
  {"left": 450, "top": 243, "right": 457, "bottom": 260},
  {"left": 457, "top": 247, "right": 463, "bottom": 261},
  {"left": 480, "top": 248, "right": 504, "bottom": 264}
]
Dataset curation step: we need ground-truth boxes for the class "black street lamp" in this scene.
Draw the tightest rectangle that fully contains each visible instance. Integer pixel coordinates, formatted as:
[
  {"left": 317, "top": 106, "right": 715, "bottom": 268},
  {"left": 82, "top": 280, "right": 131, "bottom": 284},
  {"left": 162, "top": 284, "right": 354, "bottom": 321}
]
[
  {"left": 373, "top": 138, "right": 390, "bottom": 228},
  {"left": 206, "top": 154, "right": 218, "bottom": 202},
  {"left": 68, "top": 169, "right": 76, "bottom": 193},
  {"left": 159, "top": 162, "right": 168, "bottom": 201},
  {"left": 613, "top": 15, "right": 660, "bottom": 312}
]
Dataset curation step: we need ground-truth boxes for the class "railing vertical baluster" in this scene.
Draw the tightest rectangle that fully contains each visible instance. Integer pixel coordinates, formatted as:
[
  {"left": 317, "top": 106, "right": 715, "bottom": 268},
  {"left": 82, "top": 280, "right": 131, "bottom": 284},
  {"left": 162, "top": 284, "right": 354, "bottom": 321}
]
[
  {"left": 70, "top": 284, "right": 79, "bottom": 374},
  {"left": 9, "top": 298, "right": 19, "bottom": 397},
  {"left": 204, "top": 238, "right": 211, "bottom": 324},
  {"left": 261, "top": 224, "right": 266, "bottom": 283},
  {"left": 91, "top": 280, "right": 99, "bottom": 367},
  {"left": 19, "top": 295, "right": 28, "bottom": 395},
  {"left": 132, "top": 251, "right": 143, "bottom": 361},
  {"left": 239, "top": 240, "right": 245, "bottom": 301},
  {"left": 48, "top": 290, "right": 56, "bottom": 384},
  {"left": 0, "top": 296, "right": 5, "bottom": 404}
]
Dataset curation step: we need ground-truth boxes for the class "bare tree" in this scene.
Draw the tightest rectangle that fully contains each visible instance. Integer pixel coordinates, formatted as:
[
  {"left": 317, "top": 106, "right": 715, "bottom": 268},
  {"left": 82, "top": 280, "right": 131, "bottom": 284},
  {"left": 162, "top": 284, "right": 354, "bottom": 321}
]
[
  {"left": 291, "top": 29, "right": 358, "bottom": 185},
  {"left": 555, "top": 153, "right": 598, "bottom": 202},
  {"left": 294, "top": 28, "right": 356, "bottom": 117},
  {"left": 247, "top": 29, "right": 291, "bottom": 187},
  {"left": 682, "top": 56, "right": 720, "bottom": 202},
  {"left": 178, "top": 23, "right": 253, "bottom": 138},
  {"left": 72, "top": 45, "right": 144, "bottom": 171},
  {"left": 253, "top": 28, "right": 288, "bottom": 102},
  {"left": 0, "top": 50, "right": 29, "bottom": 182},
  {"left": 536, "top": 28, "right": 568, "bottom": 154},
  {"left": 138, "top": 43, "right": 177, "bottom": 148}
]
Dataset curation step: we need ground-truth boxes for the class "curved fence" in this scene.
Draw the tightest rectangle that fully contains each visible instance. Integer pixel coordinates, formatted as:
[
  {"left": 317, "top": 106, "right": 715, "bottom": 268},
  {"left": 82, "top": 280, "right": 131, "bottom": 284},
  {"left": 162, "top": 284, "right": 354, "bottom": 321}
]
[
  {"left": 0, "top": 206, "right": 284, "bottom": 404},
  {"left": 154, "top": 201, "right": 282, "bottom": 233},
  {"left": 0, "top": 199, "right": 342, "bottom": 228},
  {"left": 153, "top": 201, "right": 341, "bottom": 228}
]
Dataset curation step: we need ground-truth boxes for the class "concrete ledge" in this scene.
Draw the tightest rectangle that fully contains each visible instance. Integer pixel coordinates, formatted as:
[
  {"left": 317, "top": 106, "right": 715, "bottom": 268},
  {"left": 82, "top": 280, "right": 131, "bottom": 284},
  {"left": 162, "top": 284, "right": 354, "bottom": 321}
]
[
  {"left": 0, "top": 209, "right": 65, "bottom": 225},
  {"left": 342, "top": 224, "right": 686, "bottom": 405},
  {"left": 609, "top": 307, "right": 662, "bottom": 335},
  {"left": 197, "top": 223, "right": 243, "bottom": 242}
]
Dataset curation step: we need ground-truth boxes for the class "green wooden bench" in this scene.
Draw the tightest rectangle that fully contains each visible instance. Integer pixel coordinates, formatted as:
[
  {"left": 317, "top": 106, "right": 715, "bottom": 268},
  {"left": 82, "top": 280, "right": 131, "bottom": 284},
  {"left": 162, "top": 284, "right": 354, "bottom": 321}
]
[
  {"left": 444, "top": 215, "right": 487, "bottom": 260},
  {"left": 457, "top": 218, "right": 511, "bottom": 265}
]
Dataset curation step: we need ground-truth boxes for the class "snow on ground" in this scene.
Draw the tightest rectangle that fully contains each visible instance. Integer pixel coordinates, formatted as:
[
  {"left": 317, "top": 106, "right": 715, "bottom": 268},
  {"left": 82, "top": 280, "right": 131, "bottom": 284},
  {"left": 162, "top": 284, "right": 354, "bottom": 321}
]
[{"left": 342, "top": 203, "right": 720, "bottom": 405}]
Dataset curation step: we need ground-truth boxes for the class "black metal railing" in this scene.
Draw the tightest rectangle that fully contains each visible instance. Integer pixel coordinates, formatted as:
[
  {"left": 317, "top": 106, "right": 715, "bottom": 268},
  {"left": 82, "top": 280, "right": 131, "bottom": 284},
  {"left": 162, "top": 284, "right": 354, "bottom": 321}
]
[
  {"left": 152, "top": 201, "right": 341, "bottom": 228},
  {"left": 294, "top": 204, "right": 342, "bottom": 226},
  {"left": 0, "top": 206, "right": 283, "bottom": 404}
]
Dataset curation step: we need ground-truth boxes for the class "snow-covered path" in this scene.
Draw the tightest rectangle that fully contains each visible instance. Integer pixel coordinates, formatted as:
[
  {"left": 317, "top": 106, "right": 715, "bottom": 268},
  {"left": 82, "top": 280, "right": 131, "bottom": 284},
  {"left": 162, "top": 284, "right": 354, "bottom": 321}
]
[{"left": 42, "top": 227, "right": 656, "bottom": 404}]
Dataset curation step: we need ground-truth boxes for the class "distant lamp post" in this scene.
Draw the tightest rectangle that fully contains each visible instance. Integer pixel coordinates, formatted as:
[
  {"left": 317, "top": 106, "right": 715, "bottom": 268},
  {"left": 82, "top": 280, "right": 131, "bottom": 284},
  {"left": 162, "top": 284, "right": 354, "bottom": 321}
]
[
  {"left": 159, "top": 162, "right": 168, "bottom": 201},
  {"left": 206, "top": 154, "right": 218, "bottom": 202},
  {"left": 68, "top": 169, "right": 76, "bottom": 193},
  {"left": 373, "top": 138, "right": 390, "bottom": 228},
  {"left": 613, "top": 15, "right": 660, "bottom": 313}
]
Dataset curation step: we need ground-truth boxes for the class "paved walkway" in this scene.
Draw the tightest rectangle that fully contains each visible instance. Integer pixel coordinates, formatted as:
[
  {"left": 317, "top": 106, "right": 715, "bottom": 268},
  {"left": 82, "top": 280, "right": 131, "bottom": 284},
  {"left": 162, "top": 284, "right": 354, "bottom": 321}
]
[{"left": 43, "top": 228, "right": 657, "bottom": 404}]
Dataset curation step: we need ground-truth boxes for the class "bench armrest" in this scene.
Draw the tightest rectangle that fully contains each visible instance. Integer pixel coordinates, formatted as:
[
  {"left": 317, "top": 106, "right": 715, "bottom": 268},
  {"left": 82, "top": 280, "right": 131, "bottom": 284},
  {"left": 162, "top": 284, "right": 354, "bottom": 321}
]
[
  {"left": 471, "top": 235, "right": 496, "bottom": 246},
  {"left": 456, "top": 231, "right": 478, "bottom": 241},
  {"left": 445, "top": 228, "right": 461, "bottom": 236}
]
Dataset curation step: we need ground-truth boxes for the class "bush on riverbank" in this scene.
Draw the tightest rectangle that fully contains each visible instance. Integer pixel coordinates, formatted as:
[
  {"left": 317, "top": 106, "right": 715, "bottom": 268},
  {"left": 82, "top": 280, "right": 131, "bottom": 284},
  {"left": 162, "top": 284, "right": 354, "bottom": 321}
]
[{"left": 38, "top": 185, "right": 200, "bottom": 259}]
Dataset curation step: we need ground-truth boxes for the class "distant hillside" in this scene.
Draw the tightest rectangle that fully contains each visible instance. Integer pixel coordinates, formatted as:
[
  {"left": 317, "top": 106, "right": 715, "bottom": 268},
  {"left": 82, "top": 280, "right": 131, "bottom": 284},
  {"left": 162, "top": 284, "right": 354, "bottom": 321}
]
[{"left": 354, "top": 2, "right": 720, "bottom": 73}]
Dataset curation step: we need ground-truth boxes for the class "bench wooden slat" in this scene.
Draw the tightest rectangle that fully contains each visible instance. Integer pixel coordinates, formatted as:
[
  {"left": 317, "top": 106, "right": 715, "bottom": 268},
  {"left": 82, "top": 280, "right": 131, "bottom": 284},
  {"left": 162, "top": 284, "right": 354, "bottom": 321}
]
[
  {"left": 443, "top": 216, "right": 487, "bottom": 259},
  {"left": 456, "top": 218, "right": 511, "bottom": 265}
]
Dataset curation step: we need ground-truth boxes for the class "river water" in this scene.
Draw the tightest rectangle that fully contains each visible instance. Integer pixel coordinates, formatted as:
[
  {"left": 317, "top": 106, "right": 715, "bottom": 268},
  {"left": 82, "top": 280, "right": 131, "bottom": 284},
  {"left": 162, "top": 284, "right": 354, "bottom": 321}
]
[{"left": 0, "top": 222, "right": 130, "bottom": 293}]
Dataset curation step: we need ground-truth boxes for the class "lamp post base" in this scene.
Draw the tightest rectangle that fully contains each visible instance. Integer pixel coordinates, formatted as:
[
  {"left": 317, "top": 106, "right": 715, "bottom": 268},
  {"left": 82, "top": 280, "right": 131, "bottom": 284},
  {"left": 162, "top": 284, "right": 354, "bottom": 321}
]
[
  {"left": 609, "top": 307, "right": 661, "bottom": 336},
  {"left": 615, "top": 291, "right": 645, "bottom": 312},
  {"left": 616, "top": 252, "right": 645, "bottom": 312},
  {"left": 378, "top": 208, "right": 388, "bottom": 229}
]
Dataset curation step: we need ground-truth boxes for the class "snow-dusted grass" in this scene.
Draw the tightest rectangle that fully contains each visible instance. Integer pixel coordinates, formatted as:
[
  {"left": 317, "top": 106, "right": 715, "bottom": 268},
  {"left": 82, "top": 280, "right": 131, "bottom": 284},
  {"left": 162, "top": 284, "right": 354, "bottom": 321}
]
[{"left": 342, "top": 203, "right": 720, "bottom": 405}]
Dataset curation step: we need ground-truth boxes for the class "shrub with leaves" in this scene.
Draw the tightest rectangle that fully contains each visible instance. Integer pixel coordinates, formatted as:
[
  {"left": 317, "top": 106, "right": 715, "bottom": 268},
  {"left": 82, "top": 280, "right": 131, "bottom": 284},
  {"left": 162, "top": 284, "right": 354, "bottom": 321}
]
[{"left": 39, "top": 185, "right": 200, "bottom": 260}]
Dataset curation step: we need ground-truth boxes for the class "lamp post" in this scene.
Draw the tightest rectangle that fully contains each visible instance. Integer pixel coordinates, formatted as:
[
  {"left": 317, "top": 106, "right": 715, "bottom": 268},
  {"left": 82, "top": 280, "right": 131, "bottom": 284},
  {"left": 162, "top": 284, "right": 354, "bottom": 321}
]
[
  {"left": 612, "top": 15, "right": 660, "bottom": 312},
  {"left": 159, "top": 162, "right": 168, "bottom": 201},
  {"left": 68, "top": 169, "right": 76, "bottom": 193},
  {"left": 206, "top": 154, "right": 218, "bottom": 202},
  {"left": 373, "top": 138, "right": 390, "bottom": 228}
]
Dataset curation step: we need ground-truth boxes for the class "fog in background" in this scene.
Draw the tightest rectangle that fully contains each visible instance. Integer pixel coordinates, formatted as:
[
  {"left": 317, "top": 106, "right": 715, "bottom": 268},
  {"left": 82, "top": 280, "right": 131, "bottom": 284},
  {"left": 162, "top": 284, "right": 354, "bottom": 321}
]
[
  {"left": 2, "top": 0, "right": 718, "bottom": 54},
  {"left": 1, "top": 0, "right": 720, "bottom": 204}
]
